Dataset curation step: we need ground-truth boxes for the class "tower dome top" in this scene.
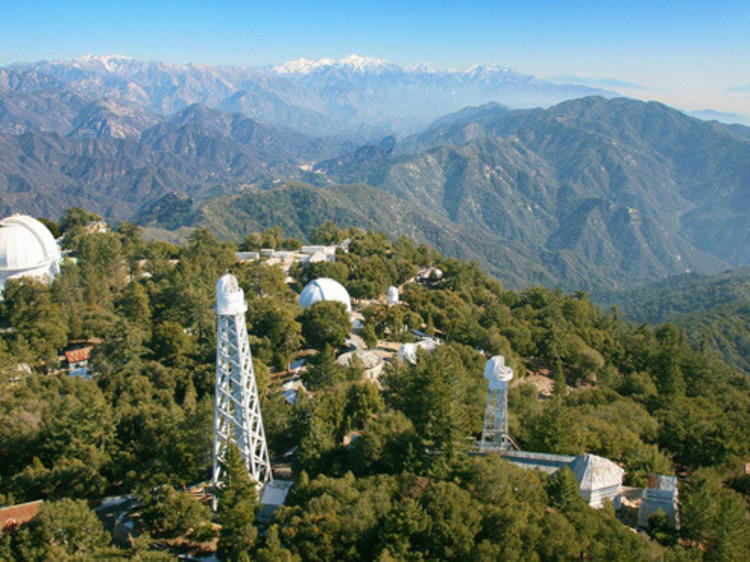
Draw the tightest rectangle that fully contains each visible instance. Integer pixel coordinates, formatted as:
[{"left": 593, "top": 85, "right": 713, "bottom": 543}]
[
  {"left": 484, "top": 355, "right": 513, "bottom": 388},
  {"left": 216, "top": 273, "right": 247, "bottom": 315}
]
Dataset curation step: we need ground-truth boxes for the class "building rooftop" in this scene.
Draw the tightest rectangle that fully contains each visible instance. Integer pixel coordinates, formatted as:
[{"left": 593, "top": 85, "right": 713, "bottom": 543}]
[{"left": 0, "top": 500, "right": 43, "bottom": 531}]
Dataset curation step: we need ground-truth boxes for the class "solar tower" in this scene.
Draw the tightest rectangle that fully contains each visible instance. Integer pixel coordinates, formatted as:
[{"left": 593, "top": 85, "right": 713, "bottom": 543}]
[
  {"left": 479, "top": 355, "right": 515, "bottom": 451},
  {"left": 212, "top": 274, "right": 272, "bottom": 487}
]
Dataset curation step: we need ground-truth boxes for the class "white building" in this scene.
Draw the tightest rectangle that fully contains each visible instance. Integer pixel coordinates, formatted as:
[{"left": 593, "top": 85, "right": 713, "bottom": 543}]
[
  {"left": 569, "top": 453, "right": 625, "bottom": 508},
  {"left": 299, "top": 277, "right": 352, "bottom": 312},
  {"left": 638, "top": 474, "right": 679, "bottom": 529},
  {"left": 0, "top": 214, "right": 61, "bottom": 291}
]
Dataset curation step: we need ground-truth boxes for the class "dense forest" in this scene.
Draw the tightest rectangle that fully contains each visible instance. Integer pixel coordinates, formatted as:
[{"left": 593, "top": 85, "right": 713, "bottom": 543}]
[
  {"left": 597, "top": 267, "right": 750, "bottom": 374},
  {"left": 1, "top": 210, "right": 748, "bottom": 560}
]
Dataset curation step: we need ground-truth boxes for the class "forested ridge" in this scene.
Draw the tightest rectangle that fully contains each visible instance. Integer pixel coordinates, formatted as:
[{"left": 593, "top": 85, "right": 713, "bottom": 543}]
[
  {"left": 597, "top": 267, "right": 750, "bottom": 374},
  {"left": 0, "top": 210, "right": 748, "bottom": 560}
]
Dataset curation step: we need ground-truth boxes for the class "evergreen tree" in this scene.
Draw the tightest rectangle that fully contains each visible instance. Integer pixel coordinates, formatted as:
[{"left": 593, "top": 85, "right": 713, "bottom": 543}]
[
  {"left": 254, "top": 525, "right": 300, "bottom": 562},
  {"left": 217, "top": 444, "right": 259, "bottom": 562},
  {"left": 301, "top": 300, "right": 351, "bottom": 350},
  {"left": 140, "top": 485, "right": 212, "bottom": 538},
  {"left": 647, "top": 509, "right": 677, "bottom": 546},
  {"left": 361, "top": 323, "right": 378, "bottom": 349},
  {"left": 553, "top": 359, "right": 567, "bottom": 397},
  {"left": 18, "top": 498, "right": 110, "bottom": 559},
  {"left": 546, "top": 466, "right": 584, "bottom": 511}
]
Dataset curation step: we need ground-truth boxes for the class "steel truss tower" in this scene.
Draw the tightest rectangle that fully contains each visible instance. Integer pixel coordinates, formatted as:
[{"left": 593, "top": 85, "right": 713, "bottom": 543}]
[
  {"left": 212, "top": 274, "right": 272, "bottom": 487},
  {"left": 479, "top": 355, "right": 516, "bottom": 451}
]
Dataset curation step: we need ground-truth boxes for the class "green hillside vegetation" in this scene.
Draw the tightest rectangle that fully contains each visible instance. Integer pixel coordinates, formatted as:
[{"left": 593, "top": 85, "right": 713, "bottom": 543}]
[
  {"left": 0, "top": 212, "right": 748, "bottom": 560},
  {"left": 598, "top": 267, "right": 750, "bottom": 373}
]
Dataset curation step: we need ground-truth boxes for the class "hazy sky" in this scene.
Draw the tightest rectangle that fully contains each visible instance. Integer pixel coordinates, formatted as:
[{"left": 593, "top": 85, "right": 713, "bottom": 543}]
[{"left": 2, "top": 0, "right": 749, "bottom": 114}]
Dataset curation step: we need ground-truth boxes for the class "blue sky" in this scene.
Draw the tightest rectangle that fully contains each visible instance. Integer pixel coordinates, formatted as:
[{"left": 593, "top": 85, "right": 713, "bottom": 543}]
[{"left": 2, "top": 0, "right": 749, "bottom": 113}]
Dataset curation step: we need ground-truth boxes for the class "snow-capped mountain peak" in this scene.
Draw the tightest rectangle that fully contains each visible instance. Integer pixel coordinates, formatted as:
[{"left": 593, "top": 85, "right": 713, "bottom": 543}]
[
  {"left": 271, "top": 54, "right": 393, "bottom": 74},
  {"left": 73, "top": 54, "right": 135, "bottom": 71}
]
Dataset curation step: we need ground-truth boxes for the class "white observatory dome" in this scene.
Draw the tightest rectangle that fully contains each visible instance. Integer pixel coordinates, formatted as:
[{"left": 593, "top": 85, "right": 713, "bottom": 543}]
[
  {"left": 299, "top": 277, "right": 351, "bottom": 312},
  {"left": 216, "top": 273, "right": 247, "bottom": 315},
  {"left": 484, "top": 355, "right": 513, "bottom": 390},
  {"left": 0, "top": 214, "right": 61, "bottom": 290}
]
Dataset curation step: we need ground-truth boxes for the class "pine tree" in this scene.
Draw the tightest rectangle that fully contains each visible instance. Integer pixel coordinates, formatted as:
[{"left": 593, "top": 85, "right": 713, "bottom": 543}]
[
  {"left": 553, "top": 360, "right": 567, "bottom": 397},
  {"left": 254, "top": 525, "right": 300, "bottom": 562},
  {"left": 217, "top": 444, "right": 259, "bottom": 561},
  {"left": 546, "top": 467, "right": 584, "bottom": 511},
  {"left": 361, "top": 323, "right": 378, "bottom": 349}
]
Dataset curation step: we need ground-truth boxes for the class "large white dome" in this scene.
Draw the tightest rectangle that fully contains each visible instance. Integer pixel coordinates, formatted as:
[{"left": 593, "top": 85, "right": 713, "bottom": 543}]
[
  {"left": 299, "top": 277, "right": 351, "bottom": 312},
  {"left": 0, "top": 214, "right": 61, "bottom": 289}
]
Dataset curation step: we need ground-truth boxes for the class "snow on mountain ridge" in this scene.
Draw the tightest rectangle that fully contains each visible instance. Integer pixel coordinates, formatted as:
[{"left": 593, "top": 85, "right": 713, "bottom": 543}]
[
  {"left": 270, "top": 56, "right": 528, "bottom": 79},
  {"left": 271, "top": 54, "right": 394, "bottom": 74}
]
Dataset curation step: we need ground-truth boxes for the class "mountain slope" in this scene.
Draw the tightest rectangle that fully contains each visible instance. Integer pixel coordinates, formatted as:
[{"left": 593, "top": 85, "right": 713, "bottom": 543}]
[
  {"left": 158, "top": 181, "right": 559, "bottom": 289},
  {"left": 0, "top": 106, "right": 350, "bottom": 220},
  {"left": 315, "top": 97, "right": 749, "bottom": 288}
]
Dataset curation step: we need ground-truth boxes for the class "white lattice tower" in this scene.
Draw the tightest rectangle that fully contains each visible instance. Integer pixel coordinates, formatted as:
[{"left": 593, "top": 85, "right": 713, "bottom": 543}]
[
  {"left": 212, "top": 274, "right": 272, "bottom": 488},
  {"left": 479, "top": 355, "right": 515, "bottom": 451}
]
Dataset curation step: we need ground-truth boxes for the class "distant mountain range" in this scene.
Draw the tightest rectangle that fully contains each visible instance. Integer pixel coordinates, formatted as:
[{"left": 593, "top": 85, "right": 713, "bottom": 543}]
[
  {"left": 2, "top": 54, "right": 614, "bottom": 135},
  {"left": 308, "top": 97, "right": 750, "bottom": 288},
  {"left": 1, "top": 55, "right": 750, "bottom": 292}
]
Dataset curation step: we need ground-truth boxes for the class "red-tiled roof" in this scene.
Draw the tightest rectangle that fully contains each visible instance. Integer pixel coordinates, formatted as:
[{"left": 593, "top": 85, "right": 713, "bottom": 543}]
[
  {"left": 65, "top": 347, "right": 92, "bottom": 364},
  {"left": 0, "top": 500, "right": 43, "bottom": 530}
]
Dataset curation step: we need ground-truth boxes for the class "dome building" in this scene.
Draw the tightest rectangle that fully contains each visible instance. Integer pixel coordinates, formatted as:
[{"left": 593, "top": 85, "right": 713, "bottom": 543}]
[
  {"left": 299, "top": 277, "right": 352, "bottom": 312},
  {"left": 0, "top": 214, "right": 61, "bottom": 291}
]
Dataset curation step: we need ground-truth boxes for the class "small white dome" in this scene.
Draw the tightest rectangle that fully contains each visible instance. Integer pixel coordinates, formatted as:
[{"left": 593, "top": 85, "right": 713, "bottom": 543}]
[
  {"left": 0, "top": 214, "right": 61, "bottom": 289},
  {"left": 484, "top": 355, "right": 513, "bottom": 389},
  {"left": 216, "top": 273, "right": 247, "bottom": 315},
  {"left": 299, "top": 277, "right": 351, "bottom": 312}
]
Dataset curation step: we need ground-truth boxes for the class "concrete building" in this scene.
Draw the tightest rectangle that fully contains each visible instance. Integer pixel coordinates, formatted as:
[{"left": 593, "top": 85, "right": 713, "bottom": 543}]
[
  {"left": 480, "top": 355, "right": 515, "bottom": 451},
  {"left": 497, "top": 450, "right": 625, "bottom": 508},
  {"left": 638, "top": 474, "right": 679, "bottom": 529},
  {"left": 570, "top": 453, "right": 626, "bottom": 508}
]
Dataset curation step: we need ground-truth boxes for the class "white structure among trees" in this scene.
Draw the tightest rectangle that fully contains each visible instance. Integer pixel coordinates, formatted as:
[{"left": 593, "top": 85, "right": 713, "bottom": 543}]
[
  {"left": 0, "top": 214, "right": 61, "bottom": 291},
  {"left": 213, "top": 274, "right": 272, "bottom": 488},
  {"left": 569, "top": 453, "right": 625, "bottom": 508},
  {"left": 299, "top": 277, "right": 352, "bottom": 312},
  {"left": 479, "top": 355, "right": 515, "bottom": 451},
  {"left": 638, "top": 474, "right": 679, "bottom": 529},
  {"left": 386, "top": 285, "right": 399, "bottom": 306}
]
